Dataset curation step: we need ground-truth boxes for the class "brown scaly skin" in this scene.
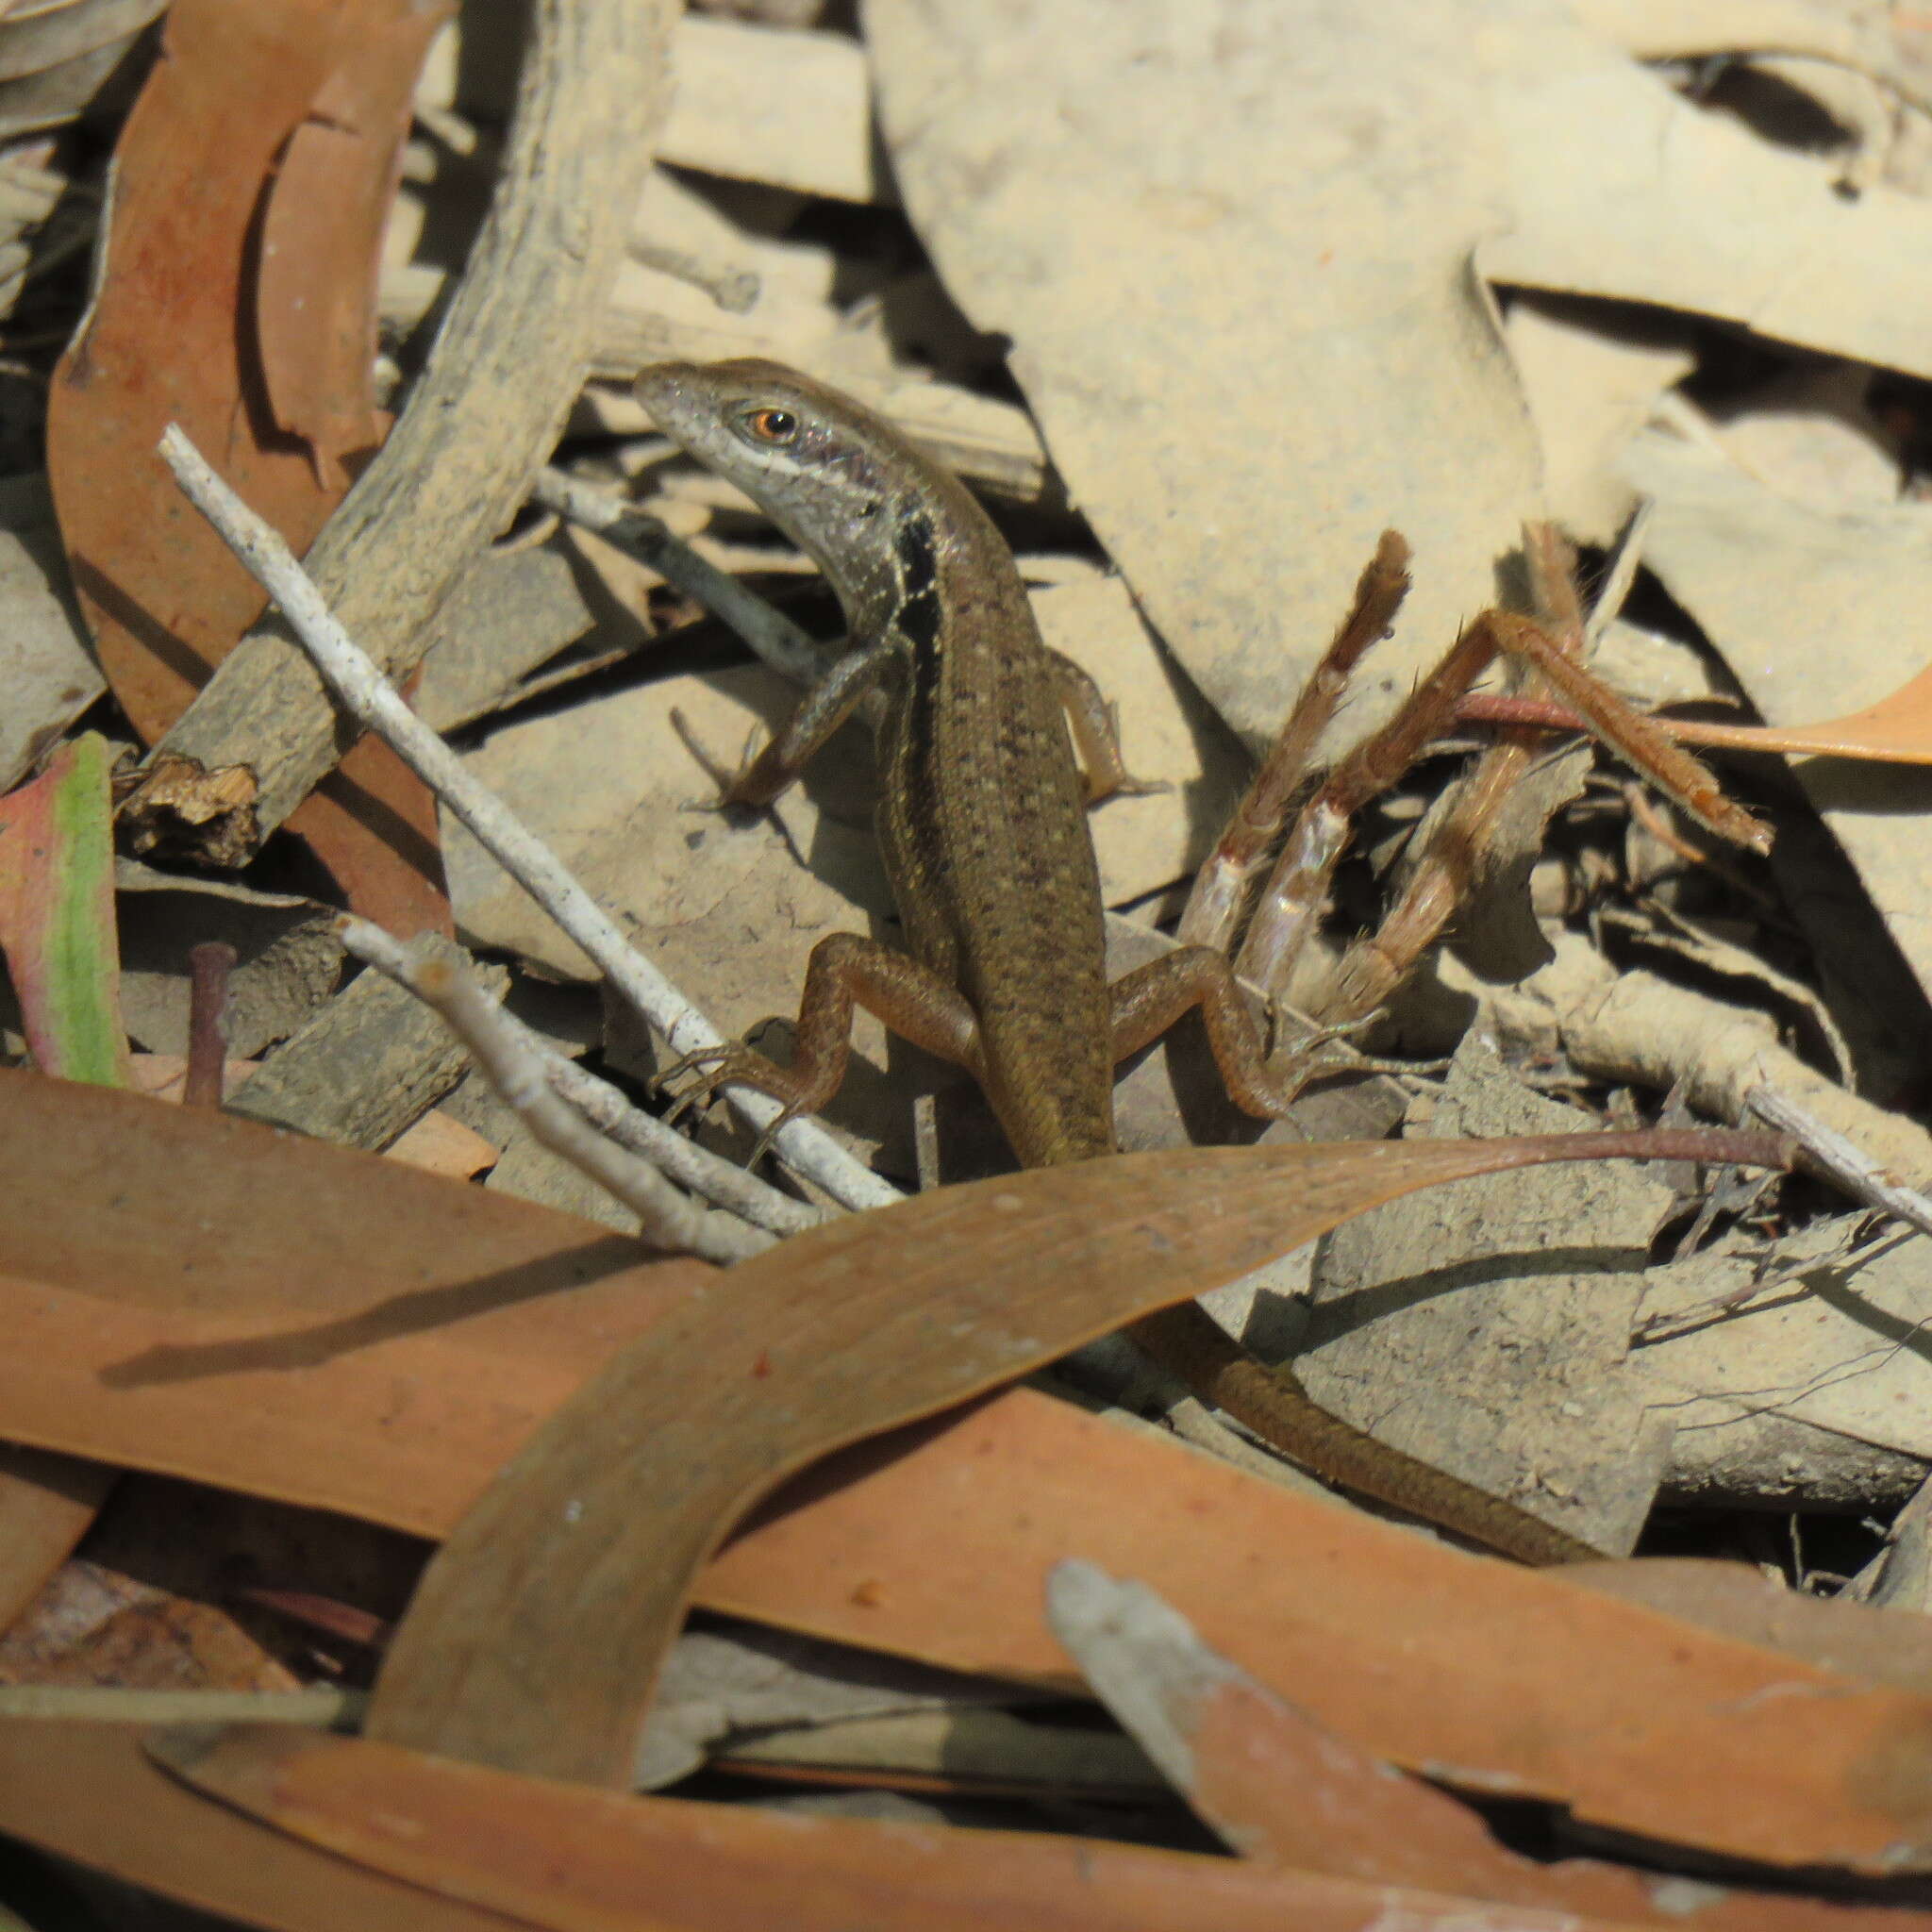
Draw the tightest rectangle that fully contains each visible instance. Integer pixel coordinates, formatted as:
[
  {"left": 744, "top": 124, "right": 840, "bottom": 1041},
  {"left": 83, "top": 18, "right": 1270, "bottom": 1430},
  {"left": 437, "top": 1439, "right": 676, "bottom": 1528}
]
[{"left": 636, "top": 356, "right": 1604, "bottom": 1564}]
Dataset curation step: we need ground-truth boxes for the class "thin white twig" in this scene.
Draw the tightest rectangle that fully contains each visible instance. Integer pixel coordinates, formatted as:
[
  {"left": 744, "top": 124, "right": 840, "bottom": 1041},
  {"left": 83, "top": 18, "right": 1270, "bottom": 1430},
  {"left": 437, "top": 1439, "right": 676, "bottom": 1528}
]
[
  {"left": 1747, "top": 1081, "right": 1932, "bottom": 1241},
  {"left": 338, "top": 917, "right": 825, "bottom": 1241},
  {"left": 337, "top": 917, "right": 768, "bottom": 1261},
  {"left": 158, "top": 424, "right": 896, "bottom": 1214}
]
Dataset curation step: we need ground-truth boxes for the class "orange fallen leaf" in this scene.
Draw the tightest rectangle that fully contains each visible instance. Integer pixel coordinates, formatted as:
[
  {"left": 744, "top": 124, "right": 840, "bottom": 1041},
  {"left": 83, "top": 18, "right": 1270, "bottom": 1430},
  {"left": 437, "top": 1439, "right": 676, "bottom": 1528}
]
[
  {"left": 1669, "top": 660, "right": 1932, "bottom": 763},
  {"left": 141, "top": 1722, "right": 1663, "bottom": 1932},
  {"left": 704, "top": 1391, "right": 1932, "bottom": 1874},
  {"left": 359, "top": 1121, "right": 1787, "bottom": 1791},
  {"left": 1048, "top": 1561, "right": 1926, "bottom": 1931},
  {"left": 6, "top": 1071, "right": 1925, "bottom": 1873},
  {"left": 1568, "top": 1556, "right": 1932, "bottom": 1692},
  {"left": 45, "top": 0, "right": 451, "bottom": 934},
  {"left": 0, "top": 1067, "right": 698, "bottom": 1533},
  {"left": 0, "top": 1719, "right": 522, "bottom": 1932}
]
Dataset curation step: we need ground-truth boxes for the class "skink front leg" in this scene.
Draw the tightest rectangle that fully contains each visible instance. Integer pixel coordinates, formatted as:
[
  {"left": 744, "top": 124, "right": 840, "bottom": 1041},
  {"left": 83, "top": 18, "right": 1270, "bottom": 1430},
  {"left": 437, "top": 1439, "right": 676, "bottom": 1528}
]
[
  {"left": 715, "top": 636, "right": 901, "bottom": 808},
  {"left": 662, "top": 933, "right": 984, "bottom": 1150}
]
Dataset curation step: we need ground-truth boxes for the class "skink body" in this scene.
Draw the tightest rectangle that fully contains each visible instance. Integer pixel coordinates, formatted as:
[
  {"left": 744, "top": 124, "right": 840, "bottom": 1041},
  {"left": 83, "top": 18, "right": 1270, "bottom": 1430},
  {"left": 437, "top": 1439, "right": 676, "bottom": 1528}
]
[{"left": 636, "top": 356, "right": 1595, "bottom": 1566}]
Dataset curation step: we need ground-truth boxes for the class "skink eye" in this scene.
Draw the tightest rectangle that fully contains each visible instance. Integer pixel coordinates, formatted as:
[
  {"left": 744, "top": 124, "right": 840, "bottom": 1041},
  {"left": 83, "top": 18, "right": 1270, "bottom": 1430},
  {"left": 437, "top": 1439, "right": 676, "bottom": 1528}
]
[{"left": 741, "top": 407, "right": 799, "bottom": 444}]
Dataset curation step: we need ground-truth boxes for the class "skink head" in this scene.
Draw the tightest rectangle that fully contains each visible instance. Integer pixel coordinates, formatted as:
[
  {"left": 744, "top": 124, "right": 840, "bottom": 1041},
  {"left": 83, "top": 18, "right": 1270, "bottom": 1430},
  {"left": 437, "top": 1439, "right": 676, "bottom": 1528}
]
[{"left": 635, "top": 358, "right": 966, "bottom": 622}]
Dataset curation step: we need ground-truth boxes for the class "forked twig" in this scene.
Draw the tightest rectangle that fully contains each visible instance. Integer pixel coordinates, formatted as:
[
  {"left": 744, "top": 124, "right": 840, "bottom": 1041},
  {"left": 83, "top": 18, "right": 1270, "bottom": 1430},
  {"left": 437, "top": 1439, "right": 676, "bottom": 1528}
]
[
  {"left": 337, "top": 917, "right": 826, "bottom": 1243},
  {"left": 158, "top": 423, "right": 899, "bottom": 1216},
  {"left": 1178, "top": 531, "right": 1411, "bottom": 951},
  {"left": 1234, "top": 610, "right": 1499, "bottom": 995},
  {"left": 1747, "top": 1083, "right": 1932, "bottom": 1242},
  {"left": 335, "top": 918, "right": 772, "bottom": 1261}
]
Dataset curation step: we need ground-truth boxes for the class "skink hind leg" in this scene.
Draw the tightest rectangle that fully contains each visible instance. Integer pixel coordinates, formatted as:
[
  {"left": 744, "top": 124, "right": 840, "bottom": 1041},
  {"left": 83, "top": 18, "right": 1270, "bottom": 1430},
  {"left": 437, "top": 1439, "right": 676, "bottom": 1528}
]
[{"left": 659, "top": 932, "right": 984, "bottom": 1159}]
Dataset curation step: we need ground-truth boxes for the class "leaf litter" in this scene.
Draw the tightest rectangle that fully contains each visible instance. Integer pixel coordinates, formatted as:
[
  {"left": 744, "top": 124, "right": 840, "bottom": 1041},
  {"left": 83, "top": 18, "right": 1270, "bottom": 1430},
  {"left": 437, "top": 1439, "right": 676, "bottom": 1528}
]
[{"left": 13, "top": 0, "right": 1932, "bottom": 1924}]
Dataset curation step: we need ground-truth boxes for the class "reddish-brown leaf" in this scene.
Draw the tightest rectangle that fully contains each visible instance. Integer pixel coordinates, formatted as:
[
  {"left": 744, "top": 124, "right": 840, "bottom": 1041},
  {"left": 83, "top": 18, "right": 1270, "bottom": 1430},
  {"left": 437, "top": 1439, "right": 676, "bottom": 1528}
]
[
  {"left": 7, "top": 1072, "right": 1929, "bottom": 1873},
  {"left": 358, "top": 1125, "right": 1790, "bottom": 1792},
  {"left": 0, "top": 1067, "right": 701, "bottom": 1530},
  {"left": 45, "top": 0, "right": 451, "bottom": 934},
  {"left": 142, "top": 1722, "right": 1660, "bottom": 1932},
  {"left": 1051, "top": 1563, "right": 1930, "bottom": 1930},
  {"left": 1465, "top": 659, "right": 1932, "bottom": 766},
  {"left": 0, "top": 1719, "right": 525, "bottom": 1931}
]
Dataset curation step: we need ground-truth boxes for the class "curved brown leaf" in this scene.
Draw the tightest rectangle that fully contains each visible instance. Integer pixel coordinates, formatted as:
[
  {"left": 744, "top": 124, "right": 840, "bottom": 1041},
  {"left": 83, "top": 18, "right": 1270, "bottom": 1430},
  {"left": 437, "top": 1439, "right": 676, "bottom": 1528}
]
[
  {"left": 144, "top": 1722, "right": 1655, "bottom": 1932},
  {"left": 362, "top": 1125, "right": 1782, "bottom": 1790},
  {"left": 12, "top": 1073, "right": 1924, "bottom": 1874}
]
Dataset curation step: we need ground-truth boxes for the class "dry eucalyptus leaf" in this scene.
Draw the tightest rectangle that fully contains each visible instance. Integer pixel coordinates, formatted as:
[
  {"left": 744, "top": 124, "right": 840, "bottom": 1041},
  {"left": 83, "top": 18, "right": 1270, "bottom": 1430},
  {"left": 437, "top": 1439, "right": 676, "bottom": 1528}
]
[
  {"left": 1573, "top": 1555, "right": 1932, "bottom": 1693},
  {"left": 661, "top": 13, "right": 881, "bottom": 205},
  {"left": 1503, "top": 293, "right": 1695, "bottom": 545},
  {"left": 373, "top": 1106, "right": 497, "bottom": 1180},
  {"left": 143, "top": 1719, "right": 1645, "bottom": 1932},
  {"left": 3, "top": 1072, "right": 1906, "bottom": 1877},
  {"left": 0, "top": 155, "right": 78, "bottom": 326},
  {"left": 0, "top": 0, "right": 164, "bottom": 85},
  {"left": 0, "top": 488, "right": 103, "bottom": 792},
  {"left": 0, "top": 0, "right": 160, "bottom": 140},
  {"left": 1708, "top": 361, "right": 1904, "bottom": 511},
  {"left": 1620, "top": 425, "right": 1932, "bottom": 1004},
  {"left": 1484, "top": 4, "right": 1932, "bottom": 380},
  {"left": 1046, "top": 1560, "right": 1908, "bottom": 1928},
  {"left": 1571, "top": 0, "right": 1889, "bottom": 66},
  {"left": 1634, "top": 1220, "right": 1932, "bottom": 1476},
  {"left": 868, "top": 0, "right": 1932, "bottom": 779},
  {"left": 865, "top": 0, "right": 1542, "bottom": 759},
  {"left": 1304, "top": 1035, "right": 1675, "bottom": 1556},
  {"left": 362, "top": 1129, "right": 1774, "bottom": 1790},
  {"left": 635, "top": 1623, "right": 1046, "bottom": 1790}
]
